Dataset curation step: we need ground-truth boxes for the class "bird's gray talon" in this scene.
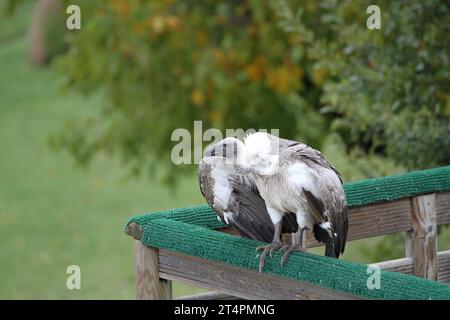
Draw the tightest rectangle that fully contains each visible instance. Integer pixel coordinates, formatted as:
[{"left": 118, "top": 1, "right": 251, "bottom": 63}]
[
  {"left": 255, "top": 245, "right": 266, "bottom": 252},
  {"left": 257, "top": 241, "right": 283, "bottom": 272},
  {"left": 280, "top": 245, "right": 306, "bottom": 267},
  {"left": 258, "top": 259, "right": 265, "bottom": 273}
]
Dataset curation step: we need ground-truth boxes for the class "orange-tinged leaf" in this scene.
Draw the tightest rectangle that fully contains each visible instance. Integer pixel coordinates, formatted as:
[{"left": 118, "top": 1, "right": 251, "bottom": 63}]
[
  {"left": 245, "top": 56, "right": 266, "bottom": 82},
  {"left": 191, "top": 89, "right": 205, "bottom": 107}
]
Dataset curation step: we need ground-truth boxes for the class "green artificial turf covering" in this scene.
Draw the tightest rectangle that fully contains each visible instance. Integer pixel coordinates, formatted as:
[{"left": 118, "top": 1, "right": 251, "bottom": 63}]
[{"left": 126, "top": 166, "right": 450, "bottom": 299}]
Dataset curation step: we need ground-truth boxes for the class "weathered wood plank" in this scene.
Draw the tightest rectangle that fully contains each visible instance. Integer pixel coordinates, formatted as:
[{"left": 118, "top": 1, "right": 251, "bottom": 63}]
[
  {"left": 371, "top": 250, "right": 450, "bottom": 284},
  {"left": 438, "top": 250, "right": 450, "bottom": 284},
  {"left": 177, "top": 251, "right": 450, "bottom": 299},
  {"left": 158, "top": 249, "right": 361, "bottom": 300},
  {"left": 127, "top": 222, "right": 143, "bottom": 240},
  {"left": 437, "top": 191, "right": 450, "bottom": 225},
  {"left": 135, "top": 240, "right": 172, "bottom": 300},
  {"left": 177, "top": 292, "right": 242, "bottom": 300},
  {"left": 405, "top": 194, "right": 438, "bottom": 280},
  {"left": 345, "top": 199, "right": 412, "bottom": 241},
  {"left": 371, "top": 257, "right": 413, "bottom": 275}
]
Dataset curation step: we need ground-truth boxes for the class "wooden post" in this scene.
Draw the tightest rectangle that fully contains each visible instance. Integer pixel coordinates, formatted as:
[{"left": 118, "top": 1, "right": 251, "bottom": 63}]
[
  {"left": 405, "top": 194, "right": 438, "bottom": 280},
  {"left": 135, "top": 240, "right": 172, "bottom": 300}
]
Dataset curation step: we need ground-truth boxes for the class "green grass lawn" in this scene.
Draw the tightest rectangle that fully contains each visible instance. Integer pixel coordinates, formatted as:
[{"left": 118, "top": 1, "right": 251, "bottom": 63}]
[
  {"left": 0, "top": 2, "right": 208, "bottom": 299},
  {"left": 1, "top": 2, "right": 448, "bottom": 299}
]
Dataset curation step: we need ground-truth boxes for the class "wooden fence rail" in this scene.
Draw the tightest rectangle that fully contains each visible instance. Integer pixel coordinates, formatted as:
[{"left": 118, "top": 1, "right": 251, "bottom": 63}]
[{"left": 127, "top": 191, "right": 450, "bottom": 299}]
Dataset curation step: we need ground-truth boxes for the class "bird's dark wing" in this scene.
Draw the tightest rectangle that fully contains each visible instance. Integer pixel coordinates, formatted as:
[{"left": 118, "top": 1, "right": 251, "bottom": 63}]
[
  {"left": 303, "top": 190, "right": 348, "bottom": 258},
  {"left": 198, "top": 158, "right": 297, "bottom": 243},
  {"left": 231, "top": 179, "right": 298, "bottom": 238},
  {"left": 228, "top": 180, "right": 277, "bottom": 242},
  {"left": 283, "top": 142, "right": 347, "bottom": 257}
]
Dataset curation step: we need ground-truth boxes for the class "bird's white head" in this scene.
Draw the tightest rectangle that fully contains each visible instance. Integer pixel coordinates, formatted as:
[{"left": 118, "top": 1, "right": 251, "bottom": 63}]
[
  {"left": 203, "top": 137, "right": 247, "bottom": 166},
  {"left": 243, "top": 132, "right": 280, "bottom": 176}
]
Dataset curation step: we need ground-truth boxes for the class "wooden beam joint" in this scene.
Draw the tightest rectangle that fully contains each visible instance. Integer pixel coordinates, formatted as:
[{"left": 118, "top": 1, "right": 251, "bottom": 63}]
[
  {"left": 135, "top": 240, "right": 172, "bottom": 300},
  {"left": 406, "top": 194, "right": 438, "bottom": 280}
]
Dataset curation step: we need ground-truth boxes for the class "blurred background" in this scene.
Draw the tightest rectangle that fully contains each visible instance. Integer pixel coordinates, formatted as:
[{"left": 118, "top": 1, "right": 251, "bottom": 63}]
[{"left": 0, "top": 0, "right": 448, "bottom": 299}]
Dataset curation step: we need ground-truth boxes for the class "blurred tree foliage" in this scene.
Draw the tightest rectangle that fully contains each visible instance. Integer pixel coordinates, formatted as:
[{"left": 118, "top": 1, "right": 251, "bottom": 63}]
[
  {"left": 273, "top": 0, "right": 450, "bottom": 174},
  {"left": 291, "top": 0, "right": 450, "bottom": 169},
  {"left": 6, "top": 0, "right": 449, "bottom": 181},
  {"left": 55, "top": 0, "right": 314, "bottom": 181}
]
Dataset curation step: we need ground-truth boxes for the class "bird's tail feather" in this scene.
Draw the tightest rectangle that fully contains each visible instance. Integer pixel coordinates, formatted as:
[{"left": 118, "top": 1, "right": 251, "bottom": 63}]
[
  {"left": 324, "top": 239, "right": 337, "bottom": 258},
  {"left": 313, "top": 223, "right": 341, "bottom": 258}
]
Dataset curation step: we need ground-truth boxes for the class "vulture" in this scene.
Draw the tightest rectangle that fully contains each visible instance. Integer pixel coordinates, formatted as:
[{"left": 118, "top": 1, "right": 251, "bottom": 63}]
[
  {"left": 198, "top": 138, "right": 298, "bottom": 243},
  {"left": 198, "top": 133, "right": 348, "bottom": 272}
]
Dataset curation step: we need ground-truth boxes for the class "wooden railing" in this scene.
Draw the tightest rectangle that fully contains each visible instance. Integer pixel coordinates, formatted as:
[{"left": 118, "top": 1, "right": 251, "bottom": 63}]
[{"left": 127, "top": 189, "right": 450, "bottom": 299}]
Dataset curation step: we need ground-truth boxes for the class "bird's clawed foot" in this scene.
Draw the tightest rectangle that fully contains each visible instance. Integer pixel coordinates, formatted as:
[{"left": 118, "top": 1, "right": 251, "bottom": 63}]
[
  {"left": 256, "top": 241, "right": 283, "bottom": 272},
  {"left": 280, "top": 244, "right": 306, "bottom": 267}
]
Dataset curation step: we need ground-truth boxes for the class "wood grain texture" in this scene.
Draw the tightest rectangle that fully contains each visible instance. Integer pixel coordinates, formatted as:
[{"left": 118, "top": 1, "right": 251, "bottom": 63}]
[
  {"left": 126, "top": 222, "right": 143, "bottom": 240},
  {"left": 405, "top": 194, "right": 438, "bottom": 280},
  {"left": 177, "top": 292, "right": 242, "bottom": 300},
  {"left": 176, "top": 250, "right": 450, "bottom": 299},
  {"left": 437, "top": 250, "right": 450, "bottom": 284},
  {"left": 371, "top": 257, "right": 413, "bottom": 275},
  {"left": 345, "top": 199, "right": 412, "bottom": 240},
  {"left": 371, "top": 250, "right": 450, "bottom": 284},
  {"left": 437, "top": 192, "right": 450, "bottom": 225},
  {"left": 135, "top": 240, "right": 172, "bottom": 300},
  {"left": 158, "top": 249, "right": 361, "bottom": 300}
]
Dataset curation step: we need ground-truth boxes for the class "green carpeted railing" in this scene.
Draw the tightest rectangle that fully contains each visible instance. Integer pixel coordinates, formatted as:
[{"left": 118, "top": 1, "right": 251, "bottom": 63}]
[{"left": 126, "top": 165, "right": 450, "bottom": 299}]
